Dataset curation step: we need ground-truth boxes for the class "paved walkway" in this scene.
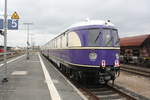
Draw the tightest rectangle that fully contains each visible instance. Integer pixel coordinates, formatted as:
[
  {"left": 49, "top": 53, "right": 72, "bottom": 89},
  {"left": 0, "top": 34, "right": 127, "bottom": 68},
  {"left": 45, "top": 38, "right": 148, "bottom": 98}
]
[
  {"left": 0, "top": 52, "right": 85, "bottom": 100},
  {"left": 116, "top": 71, "right": 150, "bottom": 99}
]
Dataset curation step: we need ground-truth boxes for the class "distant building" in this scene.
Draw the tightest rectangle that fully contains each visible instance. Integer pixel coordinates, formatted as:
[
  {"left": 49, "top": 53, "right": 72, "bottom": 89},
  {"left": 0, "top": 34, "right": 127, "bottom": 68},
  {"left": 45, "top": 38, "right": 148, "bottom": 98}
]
[
  {"left": 120, "top": 34, "right": 150, "bottom": 64},
  {"left": 120, "top": 34, "right": 150, "bottom": 57}
]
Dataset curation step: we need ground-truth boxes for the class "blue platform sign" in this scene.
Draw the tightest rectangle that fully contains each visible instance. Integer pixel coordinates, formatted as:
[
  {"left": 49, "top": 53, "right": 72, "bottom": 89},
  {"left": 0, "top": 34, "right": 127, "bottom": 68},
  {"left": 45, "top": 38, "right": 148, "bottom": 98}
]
[
  {"left": 0, "top": 19, "right": 3, "bottom": 29},
  {"left": 8, "top": 19, "right": 18, "bottom": 30}
]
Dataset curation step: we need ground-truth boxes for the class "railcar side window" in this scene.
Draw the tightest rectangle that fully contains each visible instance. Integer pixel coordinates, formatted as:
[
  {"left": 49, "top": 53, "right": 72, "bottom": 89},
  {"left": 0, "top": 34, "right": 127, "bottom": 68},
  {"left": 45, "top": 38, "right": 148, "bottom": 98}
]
[
  {"left": 68, "top": 32, "right": 81, "bottom": 47},
  {"left": 88, "top": 29, "right": 101, "bottom": 46},
  {"left": 62, "top": 32, "right": 67, "bottom": 48},
  {"left": 60, "top": 35, "right": 62, "bottom": 48},
  {"left": 54, "top": 38, "right": 57, "bottom": 48},
  {"left": 66, "top": 32, "right": 69, "bottom": 47}
]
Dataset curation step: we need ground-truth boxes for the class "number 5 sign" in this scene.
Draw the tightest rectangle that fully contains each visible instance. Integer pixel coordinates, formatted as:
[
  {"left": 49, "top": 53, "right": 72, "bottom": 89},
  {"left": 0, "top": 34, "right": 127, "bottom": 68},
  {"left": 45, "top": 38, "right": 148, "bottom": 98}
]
[{"left": 8, "top": 19, "right": 18, "bottom": 30}]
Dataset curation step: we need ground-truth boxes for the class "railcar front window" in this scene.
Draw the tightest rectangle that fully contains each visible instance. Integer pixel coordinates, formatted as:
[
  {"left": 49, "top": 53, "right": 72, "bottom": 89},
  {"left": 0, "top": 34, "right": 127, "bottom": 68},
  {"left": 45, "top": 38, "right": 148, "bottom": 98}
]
[
  {"left": 88, "top": 29, "right": 101, "bottom": 46},
  {"left": 112, "top": 29, "right": 120, "bottom": 47},
  {"left": 103, "top": 29, "right": 113, "bottom": 46}
]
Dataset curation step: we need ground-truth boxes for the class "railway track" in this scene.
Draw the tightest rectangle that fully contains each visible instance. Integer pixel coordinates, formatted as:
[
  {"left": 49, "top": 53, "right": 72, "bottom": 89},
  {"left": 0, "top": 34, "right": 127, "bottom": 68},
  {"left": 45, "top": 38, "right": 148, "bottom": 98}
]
[
  {"left": 120, "top": 64, "right": 150, "bottom": 77},
  {"left": 43, "top": 55, "right": 149, "bottom": 100},
  {"left": 79, "top": 84, "right": 137, "bottom": 100}
]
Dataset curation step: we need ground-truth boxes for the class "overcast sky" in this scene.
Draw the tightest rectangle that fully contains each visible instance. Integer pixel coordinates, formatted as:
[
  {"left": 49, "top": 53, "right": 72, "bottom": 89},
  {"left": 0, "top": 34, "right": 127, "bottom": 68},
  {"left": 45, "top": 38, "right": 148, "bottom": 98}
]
[{"left": 0, "top": 0, "right": 150, "bottom": 47}]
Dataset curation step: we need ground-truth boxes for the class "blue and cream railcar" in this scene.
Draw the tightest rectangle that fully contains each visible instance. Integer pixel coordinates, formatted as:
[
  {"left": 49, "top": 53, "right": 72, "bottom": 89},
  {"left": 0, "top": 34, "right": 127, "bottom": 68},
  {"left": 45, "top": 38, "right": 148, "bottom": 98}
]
[{"left": 42, "top": 20, "right": 120, "bottom": 83}]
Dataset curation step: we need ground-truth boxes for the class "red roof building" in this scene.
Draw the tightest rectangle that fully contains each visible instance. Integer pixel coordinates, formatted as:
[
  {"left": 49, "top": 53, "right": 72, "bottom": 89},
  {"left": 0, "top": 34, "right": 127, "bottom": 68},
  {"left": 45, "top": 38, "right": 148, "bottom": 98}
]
[
  {"left": 120, "top": 34, "right": 150, "bottom": 57},
  {"left": 120, "top": 34, "right": 150, "bottom": 47}
]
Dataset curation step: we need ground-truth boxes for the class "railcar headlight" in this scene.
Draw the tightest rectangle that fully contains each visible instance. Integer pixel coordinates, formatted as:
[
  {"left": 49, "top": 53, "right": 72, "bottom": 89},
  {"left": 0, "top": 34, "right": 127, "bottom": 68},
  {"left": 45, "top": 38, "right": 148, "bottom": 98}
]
[
  {"left": 89, "top": 52, "right": 97, "bottom": 61},
  {"left": 115, "top": 53, "right": 119, "bottom": 59}
]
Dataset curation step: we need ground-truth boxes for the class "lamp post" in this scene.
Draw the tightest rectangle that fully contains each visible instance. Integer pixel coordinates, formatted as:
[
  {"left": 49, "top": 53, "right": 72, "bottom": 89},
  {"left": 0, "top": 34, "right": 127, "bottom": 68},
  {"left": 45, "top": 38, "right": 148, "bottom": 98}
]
[{"left": 23, "top": 23, "right": 33, "bottom": 60}]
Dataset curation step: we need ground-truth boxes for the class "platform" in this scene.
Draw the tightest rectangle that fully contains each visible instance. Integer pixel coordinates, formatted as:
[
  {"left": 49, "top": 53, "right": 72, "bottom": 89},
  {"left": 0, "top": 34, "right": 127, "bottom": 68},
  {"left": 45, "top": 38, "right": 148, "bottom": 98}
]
[
  {"left": 115, "top": 71, "right": 150, "bottom": 99},
  {"left": 0, "top": 52, "right": 86, "bottom": 100}
]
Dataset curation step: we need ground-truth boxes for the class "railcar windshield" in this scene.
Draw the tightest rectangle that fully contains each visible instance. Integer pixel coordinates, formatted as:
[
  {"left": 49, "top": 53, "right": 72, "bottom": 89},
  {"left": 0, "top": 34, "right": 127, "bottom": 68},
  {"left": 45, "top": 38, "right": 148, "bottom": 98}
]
[
  {"left": 112, "top": 29, "right": 120, "bottom": 47},
  {"left": 103, "top": 29, "right": 113, "bottom": 46},
  {"left": 88, "top": 29, "right": 101, "bottom": 46},
  {"left": 88, "top": 28, "right": 119, "bottom": 47},
  {"left": 103, "top": 29, "right": 120, "bottom": 47}
]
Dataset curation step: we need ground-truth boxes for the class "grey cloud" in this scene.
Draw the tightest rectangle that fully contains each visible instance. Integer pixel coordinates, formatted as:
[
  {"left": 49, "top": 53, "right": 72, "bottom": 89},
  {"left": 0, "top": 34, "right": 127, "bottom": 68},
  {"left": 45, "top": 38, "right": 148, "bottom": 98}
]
[{"left": 0, "top": 0, "right": 150, "bottom": 46}]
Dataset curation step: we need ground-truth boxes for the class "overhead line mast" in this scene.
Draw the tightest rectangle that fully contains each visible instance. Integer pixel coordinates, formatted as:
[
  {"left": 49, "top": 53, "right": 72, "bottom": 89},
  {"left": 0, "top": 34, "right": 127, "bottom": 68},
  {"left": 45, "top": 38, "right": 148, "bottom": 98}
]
[{"left": 23, "top": 23, "right": 33, "bottom": 60}]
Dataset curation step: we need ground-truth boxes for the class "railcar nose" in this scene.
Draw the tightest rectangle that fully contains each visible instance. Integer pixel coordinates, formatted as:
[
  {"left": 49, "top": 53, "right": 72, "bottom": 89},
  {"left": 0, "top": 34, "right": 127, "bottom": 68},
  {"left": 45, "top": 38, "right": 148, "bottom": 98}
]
[{"left": 97, "top": 49, "right": 120, "bottom": 67}]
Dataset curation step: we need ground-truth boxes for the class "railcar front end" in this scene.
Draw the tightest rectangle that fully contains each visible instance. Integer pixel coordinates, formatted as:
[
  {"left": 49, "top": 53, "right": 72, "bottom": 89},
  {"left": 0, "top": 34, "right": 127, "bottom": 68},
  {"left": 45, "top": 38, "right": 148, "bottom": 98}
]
[{"left": 67, "top": 25, "right": 120, "bottom": 83}]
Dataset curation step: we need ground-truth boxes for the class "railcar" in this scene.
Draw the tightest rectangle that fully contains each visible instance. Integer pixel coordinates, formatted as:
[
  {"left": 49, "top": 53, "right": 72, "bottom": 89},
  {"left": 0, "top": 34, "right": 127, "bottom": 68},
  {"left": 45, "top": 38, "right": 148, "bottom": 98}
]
[{"left": 41, "top": 20, "right": 120, "bottom": 84}]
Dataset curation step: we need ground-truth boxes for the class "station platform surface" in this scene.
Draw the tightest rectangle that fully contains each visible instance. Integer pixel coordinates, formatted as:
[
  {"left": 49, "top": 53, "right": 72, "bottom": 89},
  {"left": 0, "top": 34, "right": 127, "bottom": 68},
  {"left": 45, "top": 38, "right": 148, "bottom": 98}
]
[
  {"left": 116, "top": 71, "right": 150, "bottom": 99},
  {"left": 0, "top": 52, "right": 86, "bottom": 100}
]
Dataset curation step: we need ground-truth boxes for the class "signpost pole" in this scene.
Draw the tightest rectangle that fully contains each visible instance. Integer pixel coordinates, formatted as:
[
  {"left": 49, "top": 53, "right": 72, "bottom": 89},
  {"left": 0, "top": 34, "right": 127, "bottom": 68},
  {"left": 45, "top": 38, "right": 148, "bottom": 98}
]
[
  {"left": 2, "top": 0, "right": 8, "bottom": 82},
  {"left": 23, "top": 23, "right": 33, "bottom": 60}
]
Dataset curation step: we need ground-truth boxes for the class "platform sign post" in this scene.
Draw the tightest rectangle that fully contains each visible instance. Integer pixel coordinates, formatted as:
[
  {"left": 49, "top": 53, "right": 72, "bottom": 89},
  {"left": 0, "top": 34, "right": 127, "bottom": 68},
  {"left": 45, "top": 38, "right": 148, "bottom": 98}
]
[
  {"left": 1, "top": 7, "right": 19, "bottom": 82},
  {"left": 2, "top": 0, "right": 8, "bottom": 82}
]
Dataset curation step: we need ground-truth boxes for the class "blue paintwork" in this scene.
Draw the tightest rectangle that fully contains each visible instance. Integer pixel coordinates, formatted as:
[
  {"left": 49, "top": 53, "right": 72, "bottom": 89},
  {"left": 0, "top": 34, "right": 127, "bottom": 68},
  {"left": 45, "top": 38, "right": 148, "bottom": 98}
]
[
  {"left": 48, "top": 49, "right": 120, "bottom": 66},
  {"left": 43, "top": 24, "right": 120, "bottom": 67},
  {"left": 69, "top": 25, "right": 116, "bottom": 31}
]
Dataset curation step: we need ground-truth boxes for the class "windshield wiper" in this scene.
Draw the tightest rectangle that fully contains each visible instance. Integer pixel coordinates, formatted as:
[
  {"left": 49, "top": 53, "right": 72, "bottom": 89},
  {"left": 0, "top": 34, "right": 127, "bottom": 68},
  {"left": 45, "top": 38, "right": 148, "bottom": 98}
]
[
  {"left": 94, "top": 32, "right": 101, "bottom": 43},
  {"left": 106, "top": 36, "right": 113, "bottom": 46}
]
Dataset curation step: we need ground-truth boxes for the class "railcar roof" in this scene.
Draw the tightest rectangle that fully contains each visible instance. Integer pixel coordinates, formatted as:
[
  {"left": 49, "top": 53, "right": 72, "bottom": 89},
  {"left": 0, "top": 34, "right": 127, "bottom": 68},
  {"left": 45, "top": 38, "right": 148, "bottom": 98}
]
[
  {"left": 43, "top": 20, "right": 116, "bottom": 46},
  {"left": 69, "top": 20, "right": 115, "bottom": 29}
]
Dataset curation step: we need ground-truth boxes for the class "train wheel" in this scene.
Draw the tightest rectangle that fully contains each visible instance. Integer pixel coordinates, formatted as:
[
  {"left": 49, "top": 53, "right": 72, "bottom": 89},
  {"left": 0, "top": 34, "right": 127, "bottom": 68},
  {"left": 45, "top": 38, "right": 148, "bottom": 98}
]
[
  {"left": 75, "top": 71, "right": 79, "bottom": 81},
  {"left": 69, "top": 69, "right": 74, "bottom": 79},
  {"left": 80, "top": 73, "right": 87, "bottom": 85}
]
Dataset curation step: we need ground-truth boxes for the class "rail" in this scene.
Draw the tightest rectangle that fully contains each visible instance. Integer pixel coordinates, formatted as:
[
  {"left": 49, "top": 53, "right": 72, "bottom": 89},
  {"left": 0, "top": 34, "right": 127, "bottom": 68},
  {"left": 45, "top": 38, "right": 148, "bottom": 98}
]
[
  {"left": 120, "top": 64, "right": 150, "bottom": 77},
  {"left": 79, "top": 85, "right": 136, "bottom": 100}
]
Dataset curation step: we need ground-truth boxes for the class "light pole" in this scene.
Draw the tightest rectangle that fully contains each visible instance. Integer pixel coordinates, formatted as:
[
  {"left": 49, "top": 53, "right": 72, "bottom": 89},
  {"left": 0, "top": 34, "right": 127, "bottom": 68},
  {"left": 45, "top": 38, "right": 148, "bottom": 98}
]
[
  {"left": 2, "top": 0, "right": 8, "bottom": 82},
  {"left": 23, "top": 23, "right": 33, "bottom": 60}
]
